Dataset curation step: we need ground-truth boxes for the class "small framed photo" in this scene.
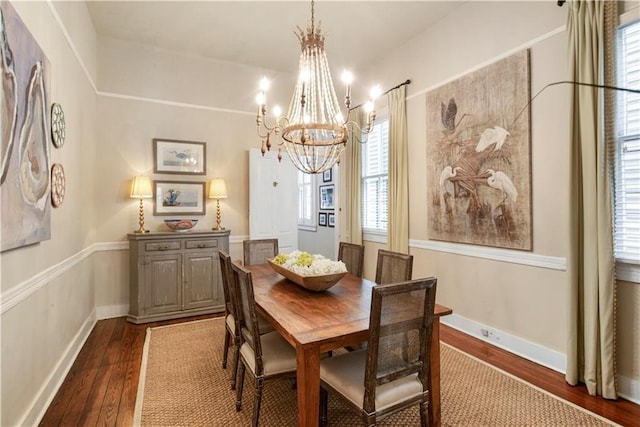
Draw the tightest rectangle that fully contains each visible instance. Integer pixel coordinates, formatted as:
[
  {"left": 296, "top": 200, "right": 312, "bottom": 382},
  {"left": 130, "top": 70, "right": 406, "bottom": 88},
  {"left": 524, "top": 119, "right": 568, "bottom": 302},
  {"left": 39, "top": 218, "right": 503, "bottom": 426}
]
[
  {"left": 153, "top": 180, "right": 206, "bottom": 216},
  {"left": 318, "top": 212, "right": 327, "bottom": 227},
  {"left": 328, "top": 212, "right": 335, "bottom": 227},
  {"left": 153, "top": 138, "right": 206, "bottom": 175},
  {"left": 322, "top": 168, "right": 332, "bottom": 182},
  {"left": 319, "top": 184, "right": 335, "bottom": 210}
]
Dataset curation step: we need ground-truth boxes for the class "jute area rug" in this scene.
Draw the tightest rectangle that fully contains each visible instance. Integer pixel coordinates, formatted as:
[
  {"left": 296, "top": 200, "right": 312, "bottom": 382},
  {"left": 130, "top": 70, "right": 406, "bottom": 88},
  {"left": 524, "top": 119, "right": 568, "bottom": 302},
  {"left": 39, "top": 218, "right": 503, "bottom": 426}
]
[{"left": 133, "top": 318, "right": 618, "bottom": 427}]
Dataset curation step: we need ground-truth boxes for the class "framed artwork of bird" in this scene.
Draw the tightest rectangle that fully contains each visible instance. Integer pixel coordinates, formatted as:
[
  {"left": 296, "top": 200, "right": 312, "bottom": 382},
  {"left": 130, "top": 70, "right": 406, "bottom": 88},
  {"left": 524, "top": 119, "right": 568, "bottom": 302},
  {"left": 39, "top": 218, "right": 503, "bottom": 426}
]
[
  {"left": 425, "top": 49, "right": 532, "bottom": 251},
  {"left": 153, "top": 138, "right": 207, "bottom": 175}
]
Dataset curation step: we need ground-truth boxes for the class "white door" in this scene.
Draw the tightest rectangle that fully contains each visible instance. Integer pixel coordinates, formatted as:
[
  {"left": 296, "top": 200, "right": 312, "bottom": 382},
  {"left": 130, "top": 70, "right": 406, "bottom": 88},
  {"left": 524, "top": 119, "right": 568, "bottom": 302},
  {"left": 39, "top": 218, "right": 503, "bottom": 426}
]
[{"left": 249, "top": 148, "right": 298, "bottom": 254}]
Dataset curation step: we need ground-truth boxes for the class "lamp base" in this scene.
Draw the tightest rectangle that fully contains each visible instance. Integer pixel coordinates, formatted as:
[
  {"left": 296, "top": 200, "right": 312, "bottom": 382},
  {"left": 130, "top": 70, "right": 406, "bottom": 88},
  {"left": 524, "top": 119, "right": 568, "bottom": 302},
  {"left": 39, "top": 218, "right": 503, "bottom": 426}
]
[
  {"left": 134, "top": 197, "right": 149, "bottom": 234},
  {"left": 211, "top": 226, "right": 225, "bottom": 231}
]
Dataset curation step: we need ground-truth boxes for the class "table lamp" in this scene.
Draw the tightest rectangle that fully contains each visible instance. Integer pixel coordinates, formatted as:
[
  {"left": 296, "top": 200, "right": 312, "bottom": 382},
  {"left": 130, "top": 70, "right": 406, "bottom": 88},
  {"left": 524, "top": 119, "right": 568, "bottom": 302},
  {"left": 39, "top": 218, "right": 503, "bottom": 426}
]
[
  {"left": 130, "top": 175, "right": 152, "bottom": 233},
  {"left": 209, "top": 178, "right": 227, "bottom": 231}
]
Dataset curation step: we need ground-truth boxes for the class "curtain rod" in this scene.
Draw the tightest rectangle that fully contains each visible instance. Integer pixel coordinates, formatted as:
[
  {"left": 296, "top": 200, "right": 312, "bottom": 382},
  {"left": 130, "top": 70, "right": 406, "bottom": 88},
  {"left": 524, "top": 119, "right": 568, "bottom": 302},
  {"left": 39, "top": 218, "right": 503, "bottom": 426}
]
[
  {"left": 350, "top": 79, "right": 411, "bottom": 111},
  {"left": 509, "top": 80, "right": 640, "bottom": 129}
]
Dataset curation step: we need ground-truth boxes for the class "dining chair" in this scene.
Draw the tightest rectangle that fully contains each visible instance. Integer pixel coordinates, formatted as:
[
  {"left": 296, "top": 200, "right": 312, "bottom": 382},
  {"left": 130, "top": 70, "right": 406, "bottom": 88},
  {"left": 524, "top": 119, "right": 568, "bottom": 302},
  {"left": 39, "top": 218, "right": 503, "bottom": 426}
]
[
  {"left": 219, "top": 251, "right": 274, "bottom": 390},
  {"left": 232, "top": 262, "right": 298, "bottom": 427},
  {"left": 319, "top": 277, "right": 438, "bottom": 426},
  {"left": 243, "top": 239, "right": 279, "bottom": 265},
  {"left": 375, "top": 249, "right": 413, "bottom": 284},
  {"left": 338, "top": 242, "right": 365, "bottom": 278}
]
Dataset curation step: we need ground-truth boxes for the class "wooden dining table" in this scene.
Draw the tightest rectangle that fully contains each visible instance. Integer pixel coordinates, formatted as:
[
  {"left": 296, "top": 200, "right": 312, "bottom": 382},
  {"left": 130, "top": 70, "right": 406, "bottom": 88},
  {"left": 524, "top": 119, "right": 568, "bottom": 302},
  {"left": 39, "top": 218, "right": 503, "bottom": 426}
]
[{"left": 245, "top": 263, "right": 453, "bottom": 427}]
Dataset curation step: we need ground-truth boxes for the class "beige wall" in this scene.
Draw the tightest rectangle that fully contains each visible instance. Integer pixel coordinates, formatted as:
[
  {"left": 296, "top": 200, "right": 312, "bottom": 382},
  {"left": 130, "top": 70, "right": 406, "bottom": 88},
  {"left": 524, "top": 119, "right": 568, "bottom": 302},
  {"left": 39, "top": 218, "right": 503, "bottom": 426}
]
[
  {"left": 95, "top": 36, "right": 296, "bottom": 242},
  {"left": 1, "top": 1, "right": 98, "bottom": 425}
]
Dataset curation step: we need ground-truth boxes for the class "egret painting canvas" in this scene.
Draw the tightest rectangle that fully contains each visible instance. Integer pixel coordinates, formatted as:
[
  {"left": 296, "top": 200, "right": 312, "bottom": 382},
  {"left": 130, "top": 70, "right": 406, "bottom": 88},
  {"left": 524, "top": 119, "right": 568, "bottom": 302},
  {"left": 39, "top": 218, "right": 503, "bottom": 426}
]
[{"left": 426, "top": 50, "right": 532, "bottom": 250}]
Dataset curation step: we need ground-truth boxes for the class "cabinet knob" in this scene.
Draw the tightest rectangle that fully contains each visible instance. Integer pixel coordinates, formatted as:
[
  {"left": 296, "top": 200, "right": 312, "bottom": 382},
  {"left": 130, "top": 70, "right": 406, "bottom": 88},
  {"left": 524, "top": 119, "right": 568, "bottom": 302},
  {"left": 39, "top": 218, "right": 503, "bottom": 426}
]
[
  {"left": 159, "top": 245, "right": 169, "bottom": 251},
  {"left": 197, "top": 243, "right": 205, "bottom": 248}
]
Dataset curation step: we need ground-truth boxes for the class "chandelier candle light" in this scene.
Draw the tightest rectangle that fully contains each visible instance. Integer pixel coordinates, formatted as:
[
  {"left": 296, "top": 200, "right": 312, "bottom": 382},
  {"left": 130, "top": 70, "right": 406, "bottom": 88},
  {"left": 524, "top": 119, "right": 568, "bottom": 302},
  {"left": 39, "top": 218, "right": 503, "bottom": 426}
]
[
  {"left": 255, "top": 0, "right": 381, "bottom": 174},
  {"left": 208, "top": 178, "right": 228, "bottom": 231},
  {"left": 130, "top": 175, "right": 152, "bottom": 234}
]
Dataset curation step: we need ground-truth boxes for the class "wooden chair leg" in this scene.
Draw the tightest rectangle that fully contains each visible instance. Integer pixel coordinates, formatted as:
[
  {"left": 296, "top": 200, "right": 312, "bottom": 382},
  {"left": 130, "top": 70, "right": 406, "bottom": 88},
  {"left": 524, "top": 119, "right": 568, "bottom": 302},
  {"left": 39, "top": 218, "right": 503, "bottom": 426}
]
[
  {"left": 252, "top": 377, "right": 264, "bottom": 427},
  {"left": 419, "top": 401, "right": 429, "bottom": 427},
  {"left": 236, "top": 362, "right": 246, "bottom": 412},
  {"left": 230, "top": 338, "right": 241, "bottom": 390},
  {"left": 222, "top": 329, "right": 231, "bottom": 369}
]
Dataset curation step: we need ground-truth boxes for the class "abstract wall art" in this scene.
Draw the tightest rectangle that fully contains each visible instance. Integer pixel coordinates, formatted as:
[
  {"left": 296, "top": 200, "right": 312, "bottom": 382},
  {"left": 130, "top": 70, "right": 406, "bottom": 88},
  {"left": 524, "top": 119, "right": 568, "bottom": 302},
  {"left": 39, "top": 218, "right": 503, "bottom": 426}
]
[
  {"left": 1, "top": 1, "right": 51, "bottom": 252},
  {"left": 426, "top": 50, "right": 532, "bottom": 250}
]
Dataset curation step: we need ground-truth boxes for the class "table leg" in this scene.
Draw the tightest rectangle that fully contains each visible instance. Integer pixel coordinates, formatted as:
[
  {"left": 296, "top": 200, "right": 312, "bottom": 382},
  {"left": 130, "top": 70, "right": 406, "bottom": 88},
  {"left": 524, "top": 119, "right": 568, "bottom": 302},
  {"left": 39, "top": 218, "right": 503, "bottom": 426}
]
[
  {"left": 296, "top": 345, "right": 321, "bottom": 427},
  {"left": 428, "top": 318, "right": 442, "bottom": 427}
]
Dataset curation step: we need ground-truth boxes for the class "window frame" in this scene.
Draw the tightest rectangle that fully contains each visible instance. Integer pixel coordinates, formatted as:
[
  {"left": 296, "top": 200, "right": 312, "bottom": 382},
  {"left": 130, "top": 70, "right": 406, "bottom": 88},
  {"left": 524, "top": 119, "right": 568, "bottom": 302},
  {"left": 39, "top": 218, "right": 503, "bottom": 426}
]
[
  {"left": 614, "top": 10, "right": 640, "bottom": 283},
  {"left": 361, "top": 115, "right": 389, "bottom": 243},
  {"left": 297, "top": 170, "right": 316, "bottom": 231}
]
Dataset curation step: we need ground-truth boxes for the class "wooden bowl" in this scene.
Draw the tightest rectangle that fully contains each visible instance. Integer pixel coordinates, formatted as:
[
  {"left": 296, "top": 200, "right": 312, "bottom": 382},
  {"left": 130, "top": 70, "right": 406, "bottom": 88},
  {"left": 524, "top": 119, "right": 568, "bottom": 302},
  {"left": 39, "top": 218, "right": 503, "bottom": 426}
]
[
  {"left": 164, "top": 219, "right": 198, "bottom": 232},
  {"left": 267, "top": 259, "right": 346, "bottom": 292}
]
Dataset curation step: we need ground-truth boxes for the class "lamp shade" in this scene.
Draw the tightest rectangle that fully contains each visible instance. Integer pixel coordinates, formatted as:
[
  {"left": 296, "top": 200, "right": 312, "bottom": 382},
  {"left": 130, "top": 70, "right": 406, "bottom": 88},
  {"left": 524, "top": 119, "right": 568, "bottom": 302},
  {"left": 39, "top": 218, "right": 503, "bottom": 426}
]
[
  {"left": 130, "top": 175, "right": 152, "bottom": 199},
  {"left": 209, "top": 178, "right": 228, "bottom": 199}
]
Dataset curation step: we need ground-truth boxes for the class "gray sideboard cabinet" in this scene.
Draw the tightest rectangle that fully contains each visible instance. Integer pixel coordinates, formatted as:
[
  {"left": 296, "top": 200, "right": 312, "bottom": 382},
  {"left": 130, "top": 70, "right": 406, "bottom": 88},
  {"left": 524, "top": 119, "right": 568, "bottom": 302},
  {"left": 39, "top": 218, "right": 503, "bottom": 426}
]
[{"left": 127, "top": 230, "right": 230, "bottom": 323}]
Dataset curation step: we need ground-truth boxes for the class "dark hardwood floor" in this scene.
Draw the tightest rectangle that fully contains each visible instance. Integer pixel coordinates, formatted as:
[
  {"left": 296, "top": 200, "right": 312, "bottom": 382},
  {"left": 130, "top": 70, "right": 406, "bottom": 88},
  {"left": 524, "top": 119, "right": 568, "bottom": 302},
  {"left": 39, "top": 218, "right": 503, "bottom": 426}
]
[{"left": 40, "top": 315, "right": 640, "bottom": 426}]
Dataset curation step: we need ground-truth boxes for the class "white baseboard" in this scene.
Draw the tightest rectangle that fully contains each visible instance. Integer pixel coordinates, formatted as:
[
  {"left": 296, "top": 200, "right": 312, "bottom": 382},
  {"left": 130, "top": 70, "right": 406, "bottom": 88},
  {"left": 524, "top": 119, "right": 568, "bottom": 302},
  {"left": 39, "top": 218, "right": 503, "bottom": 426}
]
[
  {"left": 21, "top": 309, "right": 97, "bottom": 426},
  {"left": 443, "top": 314, "right": 640, "bottom": 404},
  {"left": 96, "top": 303, "right": 129, "bottom": 320},
  {"left": 441, "top": 313, "right": 566, "bottom": 373},
  {"left": 618, "top": 374, "right": 640, "bottom": 405}
]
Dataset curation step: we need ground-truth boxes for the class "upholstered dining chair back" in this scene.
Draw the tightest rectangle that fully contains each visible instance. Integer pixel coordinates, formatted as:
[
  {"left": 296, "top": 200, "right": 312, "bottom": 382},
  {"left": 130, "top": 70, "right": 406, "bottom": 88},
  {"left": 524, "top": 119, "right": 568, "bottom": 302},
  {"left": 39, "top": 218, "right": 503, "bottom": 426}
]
[
  {"left": 319, "top": 277, "right": 437, "bottom": 426},
  {"left": 231, "top": 263, "right": 265, "bottom": 371},
  {"left": 338, "top": 242, "right": 365, "bottom": 277},
  {"left": 243, "top": 239, "right": 279, "bottom": 265},
  {"left": 219, "top": 250, "right": 235, "bottom": 319},
  {"left": 218, "top": 250, "right": 242, "bottom": 389},
  {"left": 375, "top": 249, "right": 413, "bottom": 285},
  {"left": 231, "top": 262, "right": 298, "bottom": 427}
]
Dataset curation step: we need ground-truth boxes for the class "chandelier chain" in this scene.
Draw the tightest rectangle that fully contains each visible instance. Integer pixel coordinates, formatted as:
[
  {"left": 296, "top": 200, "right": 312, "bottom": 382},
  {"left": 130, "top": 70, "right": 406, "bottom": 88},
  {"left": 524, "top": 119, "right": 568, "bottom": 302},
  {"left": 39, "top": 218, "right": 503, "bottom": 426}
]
[{"left": 311, "top": 0, "right": 315, "bottom": 33}]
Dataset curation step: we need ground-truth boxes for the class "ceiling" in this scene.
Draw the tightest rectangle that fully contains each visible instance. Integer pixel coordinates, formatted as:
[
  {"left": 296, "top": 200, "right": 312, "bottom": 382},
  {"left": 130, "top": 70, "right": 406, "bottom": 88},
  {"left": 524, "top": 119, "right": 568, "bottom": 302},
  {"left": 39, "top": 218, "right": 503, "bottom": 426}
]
[{"left": 86, "top": 1, "right": 464, "bottom": 73}]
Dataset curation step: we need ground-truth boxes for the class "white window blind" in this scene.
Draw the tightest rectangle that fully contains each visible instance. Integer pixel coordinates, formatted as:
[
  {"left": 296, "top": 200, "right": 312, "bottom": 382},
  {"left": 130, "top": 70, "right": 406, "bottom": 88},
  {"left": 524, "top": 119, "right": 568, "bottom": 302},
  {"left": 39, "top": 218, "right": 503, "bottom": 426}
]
[
  {"left": 298, "top": 171, "right": 315, "bottom": 228},
  {"left": 615, "top": 19, "right": 640, "bottom": 267},
  {"left": 362, "top": 118, "right": 389, "bottom": 232}
]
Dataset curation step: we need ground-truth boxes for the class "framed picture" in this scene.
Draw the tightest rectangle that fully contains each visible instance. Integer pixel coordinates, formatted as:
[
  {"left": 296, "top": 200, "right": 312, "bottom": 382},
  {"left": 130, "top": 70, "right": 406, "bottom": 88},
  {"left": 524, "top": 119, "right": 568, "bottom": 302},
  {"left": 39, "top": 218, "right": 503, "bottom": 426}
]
[
  {"left": 328, "top": 212, "right": 335, "bottom": 227},
  {"left": 153, "top": 180, "right": 206, "bottom": 216},
  {"left": 318, "top": 212, "right": 327, "bottom": 226},
  {"left": 322, "top": 168, "right": 332, "bottom": 182},
  {"left": 319, "top": 184, "right": 335, "bottom": 210},
  {"left": 153, "top": 138, "right": 206, "bottom": 175},
  {"left": 426, "top": 50, "right": 531, "bottom": 250}
]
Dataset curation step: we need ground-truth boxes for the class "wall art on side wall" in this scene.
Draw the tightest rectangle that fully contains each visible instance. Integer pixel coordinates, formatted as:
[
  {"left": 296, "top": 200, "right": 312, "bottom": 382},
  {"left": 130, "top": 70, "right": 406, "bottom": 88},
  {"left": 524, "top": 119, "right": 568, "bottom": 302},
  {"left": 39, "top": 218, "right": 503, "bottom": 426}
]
[
  {"left": 426, "top": 49, "right": 532, "bottom": 250},
  {"left": 1, "top": 2, "right": 52, "bottom": 252},
  {"left": 50, "top": 103, "right": 65, "bottom": 148},
  {"left": 318, "top": 212, "right": 327, "bottom": 227},
  {"left": 319, "top": 184, "right": 335, "bottom": 210}
]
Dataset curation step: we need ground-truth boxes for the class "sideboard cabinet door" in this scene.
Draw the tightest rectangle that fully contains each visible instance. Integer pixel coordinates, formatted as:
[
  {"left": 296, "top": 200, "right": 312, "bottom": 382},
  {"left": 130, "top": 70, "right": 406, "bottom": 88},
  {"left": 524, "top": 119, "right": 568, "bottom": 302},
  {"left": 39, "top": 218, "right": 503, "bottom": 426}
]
[
  {"left": 143, "top": 253, "right": 182, "bottom": 315},
  {"left": 183, "top": 252, "right": 220, "bottom": 310},
  {"left": 127, "top": 230, "right": 230, "bottom": 324}
]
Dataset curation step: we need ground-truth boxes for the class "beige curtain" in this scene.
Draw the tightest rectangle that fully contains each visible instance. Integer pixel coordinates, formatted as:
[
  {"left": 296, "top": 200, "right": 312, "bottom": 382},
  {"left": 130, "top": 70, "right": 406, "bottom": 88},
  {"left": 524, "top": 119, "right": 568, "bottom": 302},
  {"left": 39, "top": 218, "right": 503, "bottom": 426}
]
[
  {"left": 342, "top": 106, "right": 363, "bottom": 244},
  {"left": 566, "top": 0, "right": 617, "bottom": 399},
  {"left": 387, "top": 86, "right": 409, "bottom": 253}
]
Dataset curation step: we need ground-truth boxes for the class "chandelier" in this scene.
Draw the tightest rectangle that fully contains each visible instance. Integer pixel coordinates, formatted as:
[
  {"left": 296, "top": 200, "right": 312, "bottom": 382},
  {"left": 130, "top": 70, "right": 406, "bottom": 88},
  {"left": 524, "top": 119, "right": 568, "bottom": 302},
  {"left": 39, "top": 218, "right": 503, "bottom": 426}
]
[{"left": 255, "top": 0, "right": 380, "bottom": 174}]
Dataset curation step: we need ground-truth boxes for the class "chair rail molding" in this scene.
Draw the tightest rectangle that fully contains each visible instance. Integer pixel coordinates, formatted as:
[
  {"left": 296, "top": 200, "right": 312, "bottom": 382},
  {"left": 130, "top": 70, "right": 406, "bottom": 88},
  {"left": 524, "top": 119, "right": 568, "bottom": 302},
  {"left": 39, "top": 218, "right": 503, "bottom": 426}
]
[
  {"left": 409, "top": 239, "right": 567, "bottom": 271},
  {"left": 1, "top": 245, "right": 96, "bottom": 315},
  {"left": 1, "top": 236, "right": 250, "bottom": 316}
]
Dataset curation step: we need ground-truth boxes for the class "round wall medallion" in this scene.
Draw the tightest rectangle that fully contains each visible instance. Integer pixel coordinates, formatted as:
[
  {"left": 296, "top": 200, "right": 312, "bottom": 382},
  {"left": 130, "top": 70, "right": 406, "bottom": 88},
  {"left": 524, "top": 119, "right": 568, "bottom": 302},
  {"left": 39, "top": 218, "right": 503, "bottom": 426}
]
[
  {"left": 51, "top": 103, "right": 66, "bottom": 148},
  {"left": 51, "top": 163, "right": 66, "bottom": 207}
]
